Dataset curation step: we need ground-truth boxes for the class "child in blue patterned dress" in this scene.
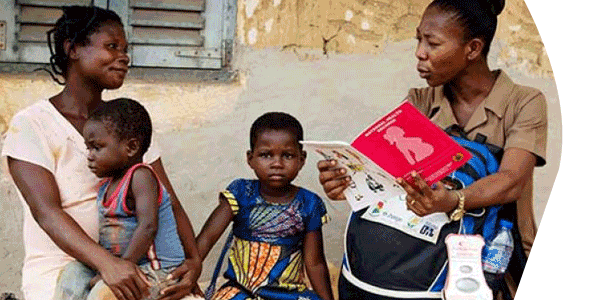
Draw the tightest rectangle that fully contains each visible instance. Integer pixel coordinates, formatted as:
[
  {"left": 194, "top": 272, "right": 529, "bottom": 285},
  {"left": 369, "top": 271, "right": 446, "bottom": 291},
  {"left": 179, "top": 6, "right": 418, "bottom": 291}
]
[
  {"left": 195, "top": 112, "right": 334, "bottom": 300},
  {"left": 54, "top": 98, "right": 201, "bottom": 300}
]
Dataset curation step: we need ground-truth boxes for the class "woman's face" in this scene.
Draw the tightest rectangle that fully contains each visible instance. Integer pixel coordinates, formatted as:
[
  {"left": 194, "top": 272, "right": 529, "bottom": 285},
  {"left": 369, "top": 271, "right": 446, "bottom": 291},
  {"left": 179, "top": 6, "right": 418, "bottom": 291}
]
[
  {"left": 72, "top": 21, "right": 130, "bottom": 90},
  {"left": 415, "top": 6, "right": 469, "bottom": 87}
]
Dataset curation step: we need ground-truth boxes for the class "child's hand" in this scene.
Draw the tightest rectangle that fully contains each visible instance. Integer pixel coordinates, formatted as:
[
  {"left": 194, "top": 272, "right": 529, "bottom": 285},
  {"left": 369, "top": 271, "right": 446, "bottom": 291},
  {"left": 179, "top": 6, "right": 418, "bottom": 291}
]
[
  {"left": 89, "top": 274, "right": 102, "bottom": 288},
  {"left": 98, "top": 257, "right": 151, "bottom": 300},
  {"left": 191, "top": 283, "right": 205, "bottom": 299}
]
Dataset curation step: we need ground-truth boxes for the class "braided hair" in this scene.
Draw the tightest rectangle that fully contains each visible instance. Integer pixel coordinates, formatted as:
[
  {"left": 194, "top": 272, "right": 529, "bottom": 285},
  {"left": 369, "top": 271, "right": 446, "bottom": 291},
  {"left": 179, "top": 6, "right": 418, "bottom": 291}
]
[
  {"left": 45, "top": 6, "right": 122, "bottom": 84},
  {"left": 428, "top": 0, "right": 505, "bottom": 57}
]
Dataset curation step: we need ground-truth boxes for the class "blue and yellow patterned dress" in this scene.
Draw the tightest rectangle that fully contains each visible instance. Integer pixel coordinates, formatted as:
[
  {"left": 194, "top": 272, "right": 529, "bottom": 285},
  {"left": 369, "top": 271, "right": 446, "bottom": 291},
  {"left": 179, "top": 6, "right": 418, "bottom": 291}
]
[{"left": 212, "top": 179, "right": 328, "bottom": 300}]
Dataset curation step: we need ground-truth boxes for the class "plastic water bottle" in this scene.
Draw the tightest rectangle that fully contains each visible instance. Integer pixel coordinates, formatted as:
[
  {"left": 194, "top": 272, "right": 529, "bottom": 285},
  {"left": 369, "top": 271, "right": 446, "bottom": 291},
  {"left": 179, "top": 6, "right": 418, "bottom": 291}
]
[{"left": 482, "top": 219, "right": 514, "bottom": 274}]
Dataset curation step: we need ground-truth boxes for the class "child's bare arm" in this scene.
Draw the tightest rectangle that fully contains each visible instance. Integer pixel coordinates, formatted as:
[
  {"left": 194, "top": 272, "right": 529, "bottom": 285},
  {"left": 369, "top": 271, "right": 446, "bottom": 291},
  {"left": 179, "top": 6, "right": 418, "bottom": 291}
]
[
  {"left": 195, "top": 194, "right": 234, "bottom": 263},
  {"left": 120, "top": 167, "right": 159, "bottom": 264},
  {"left": 303, "top": 229, "right": 334, "bottom": 300}
]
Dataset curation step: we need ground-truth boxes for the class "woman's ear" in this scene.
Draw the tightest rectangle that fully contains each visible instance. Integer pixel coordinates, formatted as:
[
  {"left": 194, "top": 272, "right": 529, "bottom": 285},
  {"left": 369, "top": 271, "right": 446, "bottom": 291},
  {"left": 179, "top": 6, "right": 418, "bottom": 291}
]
[
  {"left": 63, "top": 40, "right": 79, "bottom": 60},
  {"left": 465, "top": 38, "right": 485, "bottom": 61}
]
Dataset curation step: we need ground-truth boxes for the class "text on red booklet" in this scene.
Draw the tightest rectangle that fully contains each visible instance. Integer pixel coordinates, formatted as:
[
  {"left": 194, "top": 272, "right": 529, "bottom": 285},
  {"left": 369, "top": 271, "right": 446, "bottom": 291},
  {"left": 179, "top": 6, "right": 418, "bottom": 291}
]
[{"left": 350, "top": 101, "right": 472, "bottom": 187}]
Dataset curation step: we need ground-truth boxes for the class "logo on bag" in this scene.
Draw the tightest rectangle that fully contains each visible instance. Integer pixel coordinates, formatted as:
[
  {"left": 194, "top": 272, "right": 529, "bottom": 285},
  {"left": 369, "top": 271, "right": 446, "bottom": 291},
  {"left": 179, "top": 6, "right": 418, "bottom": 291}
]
[{"left": 452, "top": 152, "right": 464, "bottom": 162}]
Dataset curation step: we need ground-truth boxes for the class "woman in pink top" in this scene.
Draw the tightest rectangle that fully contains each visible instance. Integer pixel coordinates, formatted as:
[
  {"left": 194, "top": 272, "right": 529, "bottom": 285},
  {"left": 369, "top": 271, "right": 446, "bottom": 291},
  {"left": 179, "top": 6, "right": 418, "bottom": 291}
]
[{"left": 1, "top": 6, "right": 201, "bottom": 300}]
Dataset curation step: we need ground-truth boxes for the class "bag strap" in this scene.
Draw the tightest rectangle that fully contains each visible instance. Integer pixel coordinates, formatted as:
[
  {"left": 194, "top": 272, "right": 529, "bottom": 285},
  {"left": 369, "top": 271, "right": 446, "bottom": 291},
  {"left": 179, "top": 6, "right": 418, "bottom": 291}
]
[
  {"left": 445, "top": 125, "right": 504, "bottom": 164},
  {"left": 490, "top": 203, "right": 528, "bottom": 300},
  {"left": 499, "top": 280, "right": 514, "bottom": 300},
  {"left": 444, "top": 125, "right": 527, "bottom": 298},
  {"left": 499, "top": 203, "right": 528, "bottom": 286},
  {"left": 204, "top": 229, "right": 235, "bottom": 300},
  {"left": 444, "top": 124, "right": 468, "bottom": 139}
]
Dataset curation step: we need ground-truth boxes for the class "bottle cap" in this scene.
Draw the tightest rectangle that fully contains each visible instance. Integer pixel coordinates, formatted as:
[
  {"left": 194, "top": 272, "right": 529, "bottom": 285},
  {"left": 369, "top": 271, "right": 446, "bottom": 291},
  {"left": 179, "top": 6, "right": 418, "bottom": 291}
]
[{"left": 499, "top": 219, "right": 513, "bottom": 229}]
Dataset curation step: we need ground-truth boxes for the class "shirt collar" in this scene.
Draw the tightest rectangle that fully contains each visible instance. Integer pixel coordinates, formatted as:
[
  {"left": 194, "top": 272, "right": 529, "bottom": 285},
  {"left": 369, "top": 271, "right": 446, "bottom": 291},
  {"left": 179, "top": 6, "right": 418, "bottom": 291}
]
[
  {"left": 481, "top": 70, "right": 514, "bottom": 118},
  {"left": 43, "top": 99, "right": 87, "bottom": 153},
  {"left": 429, "top": 70, "right": 514, "bottom": 131}
]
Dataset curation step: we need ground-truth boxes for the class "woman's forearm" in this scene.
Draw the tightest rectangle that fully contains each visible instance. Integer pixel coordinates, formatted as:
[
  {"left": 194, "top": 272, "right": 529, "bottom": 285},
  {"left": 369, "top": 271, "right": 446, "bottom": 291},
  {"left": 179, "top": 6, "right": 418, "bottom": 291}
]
[
  {"left": 171, "top": 200, "right": 201, "bottom": 260},
  {"left": 462, "top": 148, "right": 536, "bottom": 210},
  {"left": 150, "top": 159, "right": 200, "bottom": 261},
  {"left": 36, "top": 204, "right": 119, "bottom": 271},
  {"left": 8, "top": 158, "right": 117, "bottom": 272},
  {"left": 401, "top": 148, "right": 538, "bottom": 216},
  {"left": 462, "top": 170, "right": 529, "bottom": 210}
]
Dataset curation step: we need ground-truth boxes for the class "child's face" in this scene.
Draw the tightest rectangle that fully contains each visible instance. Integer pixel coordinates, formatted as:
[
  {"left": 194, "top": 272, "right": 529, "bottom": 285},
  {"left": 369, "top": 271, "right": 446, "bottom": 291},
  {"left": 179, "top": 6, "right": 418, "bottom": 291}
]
[
  {"left": 247, "top": 129, "right": 306, "bottom": 191},
  {"left": 83, "top": 120, "right": 130, "bottom": 178}
]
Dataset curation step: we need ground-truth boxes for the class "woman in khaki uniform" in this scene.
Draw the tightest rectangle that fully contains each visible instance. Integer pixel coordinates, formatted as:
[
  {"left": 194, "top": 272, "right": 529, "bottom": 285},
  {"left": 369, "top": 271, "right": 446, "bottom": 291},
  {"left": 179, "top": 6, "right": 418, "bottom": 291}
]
[{"left": 317, "top": 0, "right": 547, "bottom": 299}]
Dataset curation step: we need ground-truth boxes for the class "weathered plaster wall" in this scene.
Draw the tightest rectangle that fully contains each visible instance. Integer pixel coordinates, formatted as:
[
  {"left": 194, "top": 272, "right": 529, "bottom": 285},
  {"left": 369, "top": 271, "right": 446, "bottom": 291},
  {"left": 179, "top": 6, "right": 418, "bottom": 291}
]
[
  {"left": 237, "top": 0, "right": 551, "bottom": 76},
  {"left": 0, "top": 0, "right": 560, "bottom": 297}
]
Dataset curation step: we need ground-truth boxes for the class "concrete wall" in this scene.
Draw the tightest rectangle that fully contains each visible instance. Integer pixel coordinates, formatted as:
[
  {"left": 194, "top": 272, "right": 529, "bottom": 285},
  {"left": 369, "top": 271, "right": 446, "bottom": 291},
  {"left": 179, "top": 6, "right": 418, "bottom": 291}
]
[{"left": 0, "top": 0, "right": 560, "bottom": 297}]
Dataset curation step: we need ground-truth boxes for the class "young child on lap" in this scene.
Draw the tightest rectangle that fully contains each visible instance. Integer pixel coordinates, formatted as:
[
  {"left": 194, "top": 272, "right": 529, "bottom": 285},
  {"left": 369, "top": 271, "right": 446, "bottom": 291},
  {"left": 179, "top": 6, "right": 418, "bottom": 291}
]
[
  {"left": 195, "top": 112, "right": 334, "bottom": 300},
  {"left": 55, "top": 98, "right": 201, "bottom": 300}
]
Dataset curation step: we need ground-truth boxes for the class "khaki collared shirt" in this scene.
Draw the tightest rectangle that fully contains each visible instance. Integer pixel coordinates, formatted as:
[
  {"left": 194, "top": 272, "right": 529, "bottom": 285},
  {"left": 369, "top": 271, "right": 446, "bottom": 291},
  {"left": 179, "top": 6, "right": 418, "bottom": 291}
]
[{"left": 406, "top": 70, "right": 548, "bottom": 255}]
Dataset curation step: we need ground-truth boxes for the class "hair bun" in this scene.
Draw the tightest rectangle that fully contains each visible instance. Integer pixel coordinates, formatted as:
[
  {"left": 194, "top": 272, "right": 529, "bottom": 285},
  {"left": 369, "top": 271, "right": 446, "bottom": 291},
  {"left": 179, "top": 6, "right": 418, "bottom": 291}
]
[{"left": 484, "top": 0, "right": 505, "bottom": 16}]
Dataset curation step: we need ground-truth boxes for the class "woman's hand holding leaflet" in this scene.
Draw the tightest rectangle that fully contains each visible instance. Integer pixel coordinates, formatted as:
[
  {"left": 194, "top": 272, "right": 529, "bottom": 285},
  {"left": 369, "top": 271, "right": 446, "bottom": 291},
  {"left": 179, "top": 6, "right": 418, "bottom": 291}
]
[{"left": 317, "top": 159, "right": 351, "bottom": 201}]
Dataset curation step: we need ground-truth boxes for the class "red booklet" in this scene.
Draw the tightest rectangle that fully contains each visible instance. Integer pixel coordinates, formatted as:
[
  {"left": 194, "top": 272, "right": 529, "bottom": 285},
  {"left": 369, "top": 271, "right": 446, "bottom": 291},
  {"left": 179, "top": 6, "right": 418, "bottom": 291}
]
[
  {"left": 350, "top": 101, "right": 471, "bottom": 187},
  {"left": 302, "top": 101, "right": 471, "bottom": 211}
]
